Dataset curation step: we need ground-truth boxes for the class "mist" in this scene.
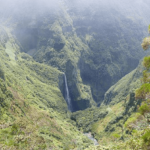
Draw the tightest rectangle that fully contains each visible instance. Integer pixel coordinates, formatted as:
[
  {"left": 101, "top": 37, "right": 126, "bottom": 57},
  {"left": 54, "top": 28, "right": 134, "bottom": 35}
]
[
  {"left": 0, "top": 0, "right": 150, "bottom": 21},
  {"left": 0, "top": 0, "right": 60, "bottom": 24}
]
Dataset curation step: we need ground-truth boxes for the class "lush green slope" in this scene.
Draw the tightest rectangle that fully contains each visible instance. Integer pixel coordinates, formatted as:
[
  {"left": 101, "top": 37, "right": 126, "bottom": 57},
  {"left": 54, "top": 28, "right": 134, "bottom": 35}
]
[
  {"left": 65, "top": 0, "right": 150, "bottom": 103},
  {"left": 91, "top": 63, "right": 143, "bottom": 142},
  {"left": 103, "top": 62, "right": 143, "bottom": 105},
  {"left": 0, "top": 23, "right": 146, "bottom": 150},
  {"left": 70, "top": 61, "right": 144, "bottom": 148},
  {"left": 0, "top": 1, "right": 150, "bottom": 149},
  {"left": 7, "top": 0, "right": 150, "bottom": 109},
  {"left": 0, "top": 26, "right": 94, "bottom": 149}
]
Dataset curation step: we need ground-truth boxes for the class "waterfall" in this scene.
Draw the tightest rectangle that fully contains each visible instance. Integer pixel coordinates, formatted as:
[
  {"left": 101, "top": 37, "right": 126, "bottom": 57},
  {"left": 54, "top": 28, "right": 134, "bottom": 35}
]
[{"left": 64, "top": 74, "right": 72, "bottom": 111}]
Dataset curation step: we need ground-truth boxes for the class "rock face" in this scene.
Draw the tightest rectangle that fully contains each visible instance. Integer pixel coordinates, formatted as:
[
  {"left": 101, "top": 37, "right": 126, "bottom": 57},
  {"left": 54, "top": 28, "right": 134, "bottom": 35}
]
[
  {"left": 103, "top": 62, "right": 143, "bottom": 105},
  {"left": 0, "top": 0, "right": 150, "bottom": 111}
]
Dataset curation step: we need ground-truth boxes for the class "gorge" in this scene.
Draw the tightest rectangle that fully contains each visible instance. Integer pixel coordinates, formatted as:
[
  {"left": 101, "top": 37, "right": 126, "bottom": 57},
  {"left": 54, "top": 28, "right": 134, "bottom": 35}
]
[{"left": 0, "top": 0, "right": 150, "bottom": 149}]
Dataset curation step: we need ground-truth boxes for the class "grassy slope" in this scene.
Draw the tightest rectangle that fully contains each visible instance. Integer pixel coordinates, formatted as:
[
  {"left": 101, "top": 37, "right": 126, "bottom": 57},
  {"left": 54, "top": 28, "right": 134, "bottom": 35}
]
[
  {"left": 91, "top": 63, "right": 144, "bottom": 147},
  {"left": 93, "top": 64, "right": 142, "bottom": 139},
  {"left": 70, "top": 61, "right": 144, "bottom": 149},
  {"left": 0, "top": 26, "right": 93, "bottom": 149}
]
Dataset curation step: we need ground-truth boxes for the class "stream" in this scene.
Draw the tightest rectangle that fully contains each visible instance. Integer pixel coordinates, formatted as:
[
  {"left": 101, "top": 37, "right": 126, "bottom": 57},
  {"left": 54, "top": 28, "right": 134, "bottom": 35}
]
[{"left": 84, "top": 133, "right": 99, "bottom": 146}]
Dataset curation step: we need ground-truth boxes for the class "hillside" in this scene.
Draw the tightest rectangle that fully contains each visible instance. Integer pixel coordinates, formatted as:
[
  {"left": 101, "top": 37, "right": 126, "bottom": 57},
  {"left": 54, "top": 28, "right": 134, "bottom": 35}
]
[
  {"left": 0, "top": 0, "right": 149, "bottom": 111},
  {"left": 0, "top": 26, "right": 93, "bottom": 149},
  {"left": 71, "top": 62, "right": 143, "bottom": 146},
  {"left": 0, "top": 0, "right": 150, "bottom": 149}
]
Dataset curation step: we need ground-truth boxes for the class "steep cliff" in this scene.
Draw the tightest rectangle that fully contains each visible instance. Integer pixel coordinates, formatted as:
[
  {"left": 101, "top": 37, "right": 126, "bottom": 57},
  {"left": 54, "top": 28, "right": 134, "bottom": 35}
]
[
  {"left": 0, "top": 0, "right": 150, "bottom": 149},
  {"left": 2, "top": 0, "right": 149, "bottom": 111},
  {"left": 0, "top": 26, "right": 93, "bottom": 149},
  {"left": 71, "top": 61, "right": 144, "bottom": 147}
]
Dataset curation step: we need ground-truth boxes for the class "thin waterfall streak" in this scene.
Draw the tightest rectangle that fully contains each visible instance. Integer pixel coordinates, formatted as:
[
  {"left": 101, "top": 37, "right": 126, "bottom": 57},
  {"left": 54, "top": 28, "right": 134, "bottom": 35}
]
[{"left": 64, "top": 74, "right": 72, "bottom": 111}]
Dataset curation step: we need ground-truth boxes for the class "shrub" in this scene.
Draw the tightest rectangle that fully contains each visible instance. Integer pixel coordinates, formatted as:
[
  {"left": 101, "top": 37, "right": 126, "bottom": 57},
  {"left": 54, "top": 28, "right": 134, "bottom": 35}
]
[
  {"left": 124, "top": 113, "right": 142, "bottom": 130},
  {"left": 143, "top": 56, "right": 150, "bottom": 70},
  {"left": 135, "top": 83, "right": 150, "bottom": 99},
  {"left": 141, "top": 37, "right": 150, "bottom": 50},
  {"left": 139, "top": 103, "right": 150, "bottom": 116},
  {"left": 142, "top": 130, "right": 150, "bottom": 146}
]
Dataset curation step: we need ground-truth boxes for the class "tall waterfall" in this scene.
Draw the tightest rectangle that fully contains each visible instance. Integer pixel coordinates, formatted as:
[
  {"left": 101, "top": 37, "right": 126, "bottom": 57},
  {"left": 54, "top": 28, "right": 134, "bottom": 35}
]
[{"left": 64, "top": 74, "right": 72, "bottom": 111}]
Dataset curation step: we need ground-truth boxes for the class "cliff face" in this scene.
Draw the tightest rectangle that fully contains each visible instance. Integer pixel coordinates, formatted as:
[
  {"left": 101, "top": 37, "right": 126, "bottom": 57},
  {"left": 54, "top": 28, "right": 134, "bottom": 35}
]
[
  {"left": 0, "top": 0, "right": 150, "bottom": 111},
  {"left": 70, "top": 61, "right": 144, "bottom": 145}
]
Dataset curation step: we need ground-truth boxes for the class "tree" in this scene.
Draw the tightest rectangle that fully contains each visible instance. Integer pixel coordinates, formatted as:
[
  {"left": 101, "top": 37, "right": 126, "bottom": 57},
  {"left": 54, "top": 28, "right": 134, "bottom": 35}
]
[
  {"left": 135, "top": 25, "right": 150, "bottom": 148},
  {"left": 141, "top": 25, "right": 150, "bottom": 50},
  {"left": 135, "top": 25, "right": 150, "bottom": 99}
]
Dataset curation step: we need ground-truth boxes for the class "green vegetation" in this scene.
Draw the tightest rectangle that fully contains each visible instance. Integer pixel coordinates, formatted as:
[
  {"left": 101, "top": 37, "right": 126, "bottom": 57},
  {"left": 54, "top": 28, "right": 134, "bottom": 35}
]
[
  {"left": 0, "top": 26, "right": 93, "bottom": 149},
  {"left": 0, "top": 22, "right": 147, "bottom": 149},
  {"left": 141, "top": 37, "right": 150, "bottom": 50},
  {"left": 139, "top": 102, "right": 150, "bottom": 116},
  {"left": 71, "top": 107, "right": 108, "bottom": 132},
  {"left": 0, "top": 1, "right": 150, "bottom": 149},
  {"left": 110, "top": 25, "right": 150, "bottom": 149},
  {"left": 7, "top": 0, "right": 148, "bottom": 108},
  {"left": 136, "top": 83, "right": 150, "bottom": 99},
  {"left": 70, "top": 25, "right": 150, "bottom": 149}
]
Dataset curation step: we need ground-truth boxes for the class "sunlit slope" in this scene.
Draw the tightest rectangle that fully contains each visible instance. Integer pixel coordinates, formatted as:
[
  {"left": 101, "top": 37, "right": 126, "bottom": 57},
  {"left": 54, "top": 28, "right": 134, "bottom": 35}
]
[
  {"left": 89, "top": 62, "right": 143, "bottom": 145},
  {"left": 0, "top": 27, "right": 92, "bottom": 149}
]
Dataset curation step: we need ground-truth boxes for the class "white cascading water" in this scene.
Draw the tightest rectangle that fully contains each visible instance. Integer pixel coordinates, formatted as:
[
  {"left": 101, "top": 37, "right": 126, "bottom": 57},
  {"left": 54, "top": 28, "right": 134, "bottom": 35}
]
[{"left": 64, "top": 74, "right": 72, "bottom": 111}]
